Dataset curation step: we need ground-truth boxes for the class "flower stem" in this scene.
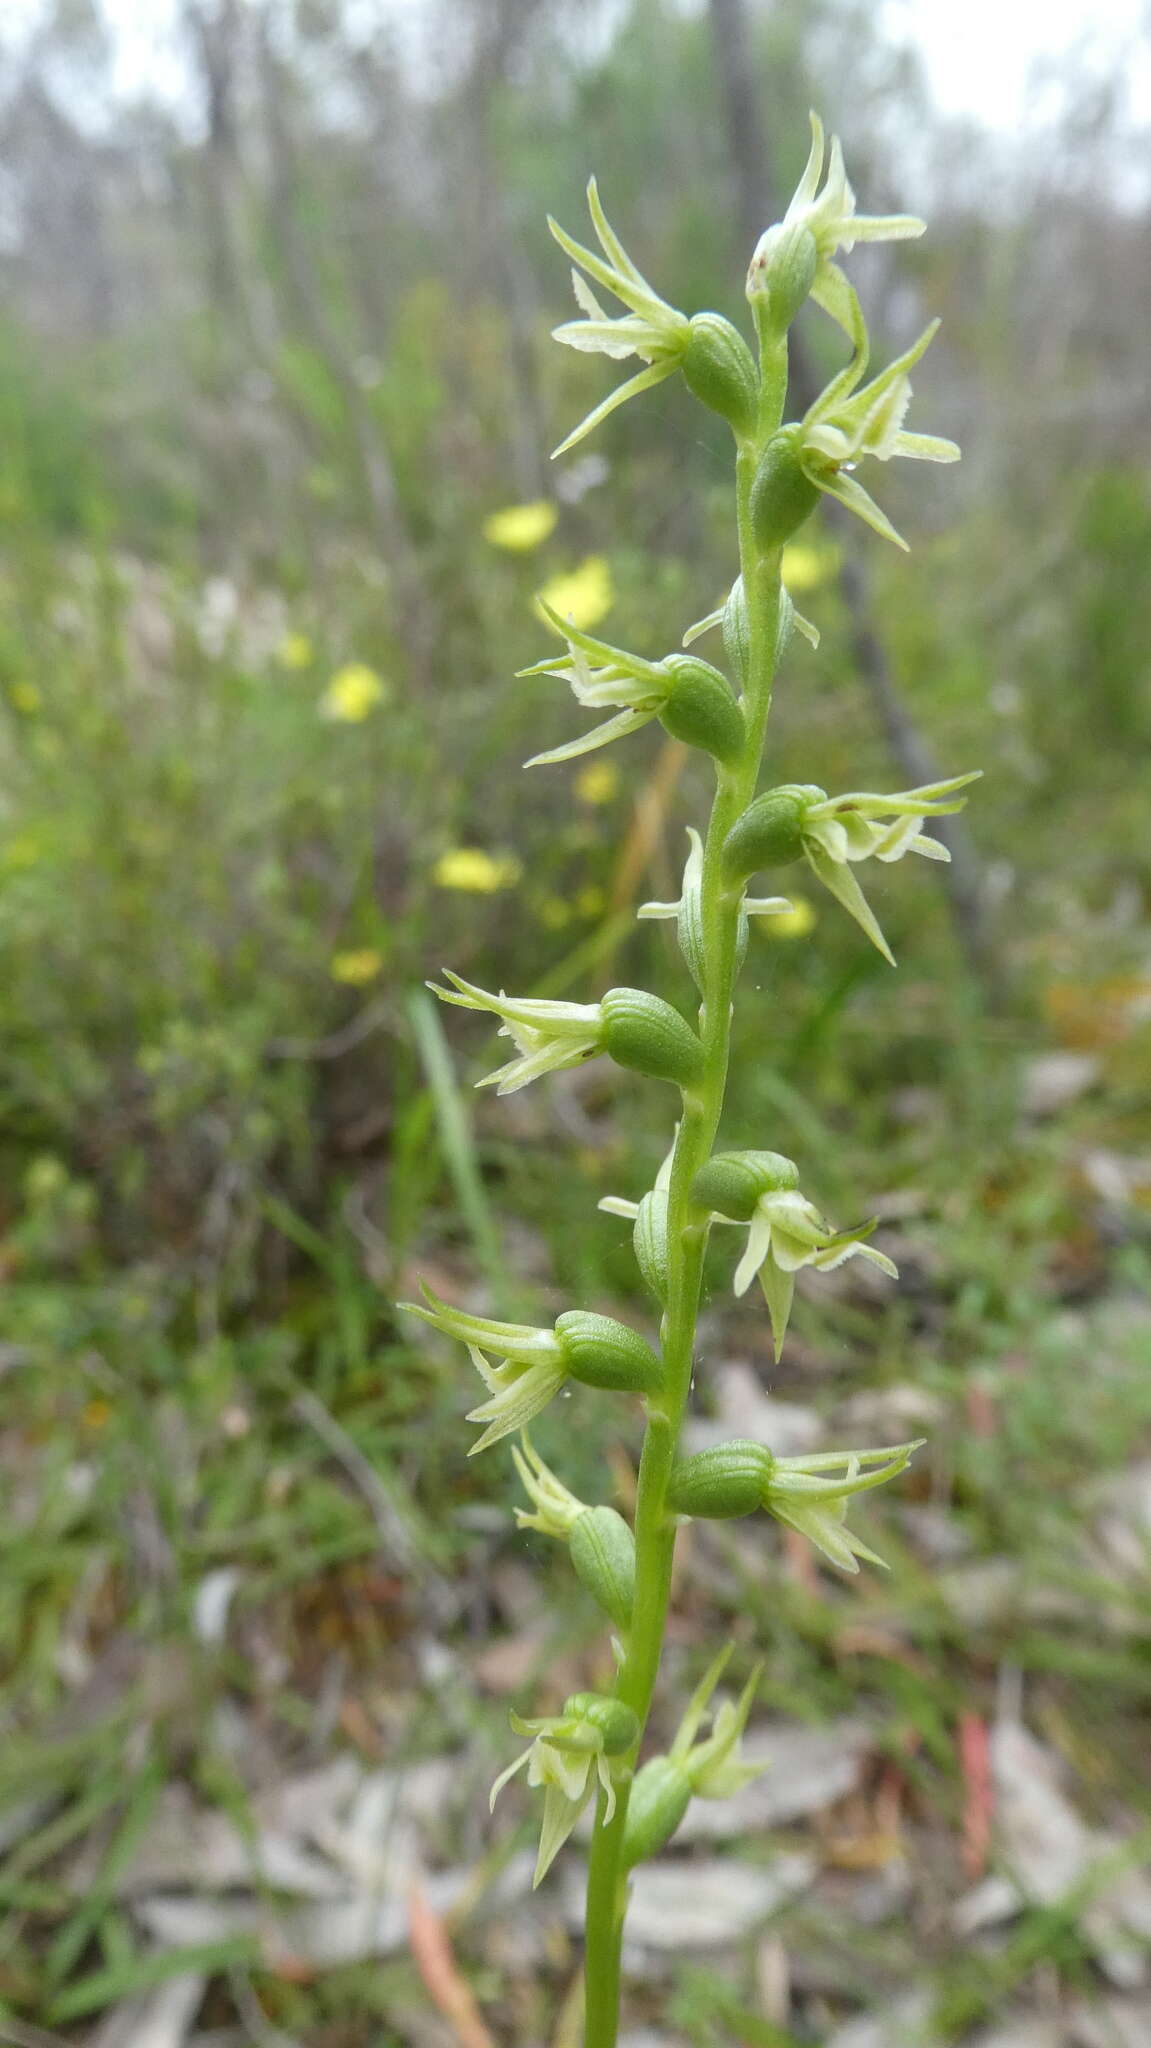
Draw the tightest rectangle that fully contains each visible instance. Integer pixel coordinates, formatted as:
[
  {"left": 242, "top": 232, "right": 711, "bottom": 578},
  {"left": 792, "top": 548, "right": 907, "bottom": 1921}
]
[{"left": 581, "top": 351, "right": 787, "bottom": 2046}]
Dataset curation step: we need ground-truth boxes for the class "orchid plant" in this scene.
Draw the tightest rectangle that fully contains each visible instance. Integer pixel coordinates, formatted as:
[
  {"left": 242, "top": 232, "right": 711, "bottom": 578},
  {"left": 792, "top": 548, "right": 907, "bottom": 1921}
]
[{"left": 401, "top": 114, "right": 974, "bottom": 2045}]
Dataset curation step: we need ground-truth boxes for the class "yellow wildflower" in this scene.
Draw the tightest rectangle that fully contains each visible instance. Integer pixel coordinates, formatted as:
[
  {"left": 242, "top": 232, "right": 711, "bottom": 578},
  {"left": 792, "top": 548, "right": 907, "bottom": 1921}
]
[
  {"left": 757, "top": 895, "right": 817, "bottom": 939},
  {"left": 9, "top": 681, "right": 40, "bottom": 713},
  {"left": 278, "top": 631, "right": 314, "bottom": 669},
  {"left": 782, "top": 542, "right": 837, "bottom": 593},
  {"left": 537, "top": 557, "right": 614, "bottom": 632},
  {"left": 3, "top": 832, "right": 42, "bottom": 870},
  {"left": 483, "top": 501, "right": 558, "bottom": 551},
  {"left": 433, "top": 848, "right": 523, "bottom": 893},
  {"left": 576, "top": 885, "right": 605, "bottom": 918},
  {"left": 331, "top": 948, "right": 385, "bottom": 986},
  {"left": 320, "top": 663, "right": 390, "bottom": 722},
  {"left": 575, "top": 759, "right": 620, "bottom": 805}
]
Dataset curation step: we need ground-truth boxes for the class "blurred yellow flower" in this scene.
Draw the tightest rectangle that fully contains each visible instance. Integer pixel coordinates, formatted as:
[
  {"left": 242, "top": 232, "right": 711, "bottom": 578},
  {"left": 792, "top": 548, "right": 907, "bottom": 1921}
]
[
  {"left": 576, "top": 884, "right": 605, "bottom": 918},
  {"left": 9, "top": 680, "right": 41, "bottom": 713},
  {"left": 537, "top": 557, "right": 614, "bottom": 631},
  {"left": 331, "top": 948, "right": 385, "bottom": 986},
  {"left": 575, "top": 759, "right": 620, "bottom": 805},
  {"left": 3, "top": 831, "right": 42, "bottom": 870},
  {"left": 483, "top": 500, "right": 558, "bottom": 551},
  {"left": 320, "top": 663, "right": 390, "bottom": 722},
  {"left": 278, "top": 631, "right": 314, "bottom": 669},
  {"left": 782, "top": 542, "right": 836, "bottom": 593},
  {"left": 433, "top": 848, "right": 523, "bottom": 892},
  {"left": 757, "top": 895, "right": 817, "bottom": 939}
]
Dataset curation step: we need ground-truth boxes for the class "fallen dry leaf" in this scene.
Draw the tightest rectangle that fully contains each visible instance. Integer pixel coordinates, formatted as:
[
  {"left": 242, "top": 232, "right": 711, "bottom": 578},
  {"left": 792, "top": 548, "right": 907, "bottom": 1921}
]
[
  {"left": 959, "top": 1710, "right": 993, "bottom": 1880},
  {"left": 408, "top": 1881, "right": 496, "bottom": 2048}
]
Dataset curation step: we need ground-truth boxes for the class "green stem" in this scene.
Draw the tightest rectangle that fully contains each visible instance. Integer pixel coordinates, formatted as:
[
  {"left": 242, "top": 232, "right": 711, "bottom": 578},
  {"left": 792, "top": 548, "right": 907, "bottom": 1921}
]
[{"left": 582, "top": 349, "right": 787, "bottom": 2047}]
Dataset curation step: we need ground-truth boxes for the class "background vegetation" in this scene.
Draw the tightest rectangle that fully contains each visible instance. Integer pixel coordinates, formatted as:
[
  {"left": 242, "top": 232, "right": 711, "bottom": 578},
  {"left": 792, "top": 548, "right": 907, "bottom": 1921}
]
[{"left": 1, "top": 1, "right": 1149, "bottom": 2041}]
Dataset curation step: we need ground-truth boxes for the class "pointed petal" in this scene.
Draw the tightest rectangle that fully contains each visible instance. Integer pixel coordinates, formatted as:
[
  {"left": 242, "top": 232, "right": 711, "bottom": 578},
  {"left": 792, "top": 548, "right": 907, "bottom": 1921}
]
[
  {"left": 466, "top": 1359, "right": 568, "bottom": 1454},
  {"left": 526, "top": 708, "right": 651, "bottom": 768},
  {"left": 815, "top": 468, "right": 909, "bottom": 551},
  {"left": 407, "top": 1284, "right": 556, "bottom": 1351},
  {"left": 805, "top": 840, "right": 896, "bottom": 963},
  {"left": 898, "top": 832, "right": 950, "bottom": 862},
  {"left": 774, "top": 1440, "right": 923, "bottom": 1475},
  {"left": 587, "top": 176, "right": 655, "bottom": 295},
  {"left": 809, "top": 259, "right": 862, "bottom": 340},
  {"left": 872, "top": 814, "right": 928, "bottom": 861},
  {"left": 547, "top": 212, "right": 666, "bottom": 321},
  {"left": 669, "top": 1644, "right": 737, "bottom": 1763},
  {"left": 597, "top": 1753, "right": 618, "bottom": 1825},
  {"left": 846, "top": 212, "right": 925, "bottom": 243},
  {"left": 759, "top": 1254, "right": 795, "bottom": 1363},
  {"left": 768, "top": 1228, "right": 821, "bottom": 1273},
  {"left": 791, "top": 110, "right": 825, "bottom": 212},
  {"left": 552, "top": 318, "right": 642, "bottom": 361},
  {"left": 489, "top": 1746, "right": 532, "bottom": 1809},
  {"left": 732, "top": 1209, "right": 772, "bottom": 1296},
  {"left": 682, "top": 605, "right": 724, "bottom": 647},
  {"left": 570, "top": 270, "right": 611, "bottom": 322},
  {"left": 851, "top": 1240, "right": 900, "bottom": 1279},
  {"left": 552, "top": 361, "right": 677, "bottom": 460},
  {"left": 893, "top": 431, "right": 961, "bottom": 463},
  {"left": 533, "top": 1783, "right": 587, "bottom": 1887}
]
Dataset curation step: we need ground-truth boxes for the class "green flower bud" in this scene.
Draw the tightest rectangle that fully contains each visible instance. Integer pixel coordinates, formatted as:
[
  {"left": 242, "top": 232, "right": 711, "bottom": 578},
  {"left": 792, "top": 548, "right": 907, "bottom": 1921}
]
[
  {"left": 601, "top": 988, "right": 705, "bottom": 1090},
  {"left": 690, "top": 1148, "right": 798, "bottom": 1221},
  {"left": 746, "top": 221, "right": 819, "bottom": 336},
  {"left": 721, "top": 576, "right": 749, "bottom": 683},
  {"left": 750, "top": 427, "right": 821, "bottom": 552},
  {"left": 562, "top": 1693, "right": 639, "bottom": 1756},
  {"left": 681, "top": 313, "right": 760, "bottom": 436},
  {"left": 721, "top": 787, "right": 808, "bottom": 883},
  {"left": 659, "top": 656, "right": 745, "bottom": 763},
  {"left": 555, "top": 1310, "right": 664, "bottom": 1395},
  {"left": 622, "top": 1755, "right": 693, "bottom": 1867},
  {"left": 569, "top": 1507, "right": 636, "bottom": 1630},
  {"left": 666, "top": 1439, "right": 775, "bottom": 1519}
]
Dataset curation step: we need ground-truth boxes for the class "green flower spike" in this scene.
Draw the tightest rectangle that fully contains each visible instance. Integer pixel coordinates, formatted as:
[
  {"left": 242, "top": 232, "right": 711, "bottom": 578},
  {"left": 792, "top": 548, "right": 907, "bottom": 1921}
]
[
  {"left": 748, "top": 111, "right": 926, "bottom": 340},
  {"left": 691, "top": 1151, "right": 898, "bottom": 1360},
  {"left": 490, "top": 1692, "right": 639, "bottom": 1886},
  {"left": 549, "top": 179, "right": 693, "bottom": 457}
]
